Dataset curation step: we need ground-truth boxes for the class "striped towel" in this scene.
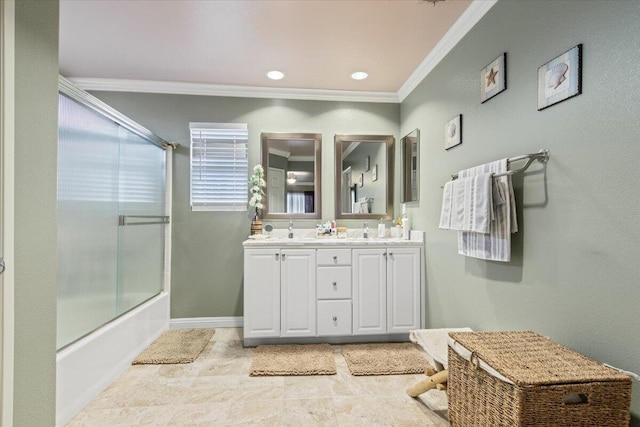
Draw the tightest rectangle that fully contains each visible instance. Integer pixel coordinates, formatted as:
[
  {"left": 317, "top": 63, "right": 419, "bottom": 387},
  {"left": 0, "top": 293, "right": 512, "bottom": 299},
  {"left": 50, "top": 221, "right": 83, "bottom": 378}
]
[
  {"left": 439, "top": 173, "right": 492, "bottom": 233},
  {"left": 457, "top": 159, "right": 517, "bottom": 262}
]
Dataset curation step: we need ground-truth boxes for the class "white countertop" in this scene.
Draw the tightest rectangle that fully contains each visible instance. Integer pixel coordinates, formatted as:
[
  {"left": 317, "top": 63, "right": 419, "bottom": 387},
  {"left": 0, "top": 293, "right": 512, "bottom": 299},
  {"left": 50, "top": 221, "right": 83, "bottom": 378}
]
[{"left": 243, "top": 229, "right": 424, "bottom": 247}]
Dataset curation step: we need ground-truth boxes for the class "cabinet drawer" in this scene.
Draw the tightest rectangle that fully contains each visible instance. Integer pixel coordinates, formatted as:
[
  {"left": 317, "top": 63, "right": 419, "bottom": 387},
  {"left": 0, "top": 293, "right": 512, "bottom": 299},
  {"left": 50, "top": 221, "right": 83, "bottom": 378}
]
[
  {"left": 317, "top": 267, "right": 352, "bottom": 299},
  {"left": 317, "top": 249, "right": 351, "bottom": 266},
  {"left": 317, "top": 300, "right": 352, "bottom": 336}
]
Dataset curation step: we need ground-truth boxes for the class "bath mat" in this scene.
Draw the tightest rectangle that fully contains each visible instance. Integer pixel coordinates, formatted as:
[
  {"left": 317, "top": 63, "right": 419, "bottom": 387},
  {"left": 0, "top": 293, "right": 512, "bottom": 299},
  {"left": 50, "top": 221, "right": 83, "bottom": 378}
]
[
  {"left": 249, "top": 344, "right": 336, "bottom": 376},
  {"left": 341, "top": 342, "right": 430, "bottom": 376},
  {"left": 133, "top": 328, "right": 215, "bottom": 364}
]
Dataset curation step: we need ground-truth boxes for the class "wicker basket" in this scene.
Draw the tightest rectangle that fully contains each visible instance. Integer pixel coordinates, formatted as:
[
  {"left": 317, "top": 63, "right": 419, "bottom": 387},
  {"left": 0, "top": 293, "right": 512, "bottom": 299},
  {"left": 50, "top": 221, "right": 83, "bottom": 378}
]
[{"left": 447, "top": 331, "right": 632, "bottom": 427}]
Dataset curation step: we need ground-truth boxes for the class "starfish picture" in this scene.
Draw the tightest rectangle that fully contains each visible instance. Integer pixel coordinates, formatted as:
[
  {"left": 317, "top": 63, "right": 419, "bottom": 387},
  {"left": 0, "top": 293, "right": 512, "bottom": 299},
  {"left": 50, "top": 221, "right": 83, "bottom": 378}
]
[{"left": 486, "top": 67, "right": 498, "bottom": 87}]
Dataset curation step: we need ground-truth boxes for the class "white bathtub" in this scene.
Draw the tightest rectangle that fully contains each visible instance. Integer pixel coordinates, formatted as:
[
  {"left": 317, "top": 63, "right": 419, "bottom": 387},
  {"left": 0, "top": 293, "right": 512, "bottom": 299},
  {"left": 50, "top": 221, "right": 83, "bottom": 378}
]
[{"left": 56, "top": 292, "right": 169, "bottom": 426}]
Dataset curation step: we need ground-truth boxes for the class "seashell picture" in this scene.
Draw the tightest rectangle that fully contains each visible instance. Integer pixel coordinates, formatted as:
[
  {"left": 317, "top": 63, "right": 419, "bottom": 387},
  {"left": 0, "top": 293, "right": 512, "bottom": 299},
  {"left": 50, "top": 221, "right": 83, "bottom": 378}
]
[
  {"left": 445, "top": 114, "right": 462, "bottom": 150},
  {"left": 538, "top": 44, "right": 582, "bottom": 111}
]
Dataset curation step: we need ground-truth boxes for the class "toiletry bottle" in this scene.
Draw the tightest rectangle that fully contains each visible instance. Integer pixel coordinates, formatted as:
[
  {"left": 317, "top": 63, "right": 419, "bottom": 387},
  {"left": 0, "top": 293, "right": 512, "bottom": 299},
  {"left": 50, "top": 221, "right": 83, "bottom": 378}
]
[
  {"left": 402, "top": 213, "right": 410, "bottom": 240},
  {"left": 377, "top": 218, "right": 385, "bottom": 239},
  {"left": 401, "top": 203, "right": 410, "bottom": 240},
  {"left": 363, "top": 222, "right": 369, "bottom": 239}
]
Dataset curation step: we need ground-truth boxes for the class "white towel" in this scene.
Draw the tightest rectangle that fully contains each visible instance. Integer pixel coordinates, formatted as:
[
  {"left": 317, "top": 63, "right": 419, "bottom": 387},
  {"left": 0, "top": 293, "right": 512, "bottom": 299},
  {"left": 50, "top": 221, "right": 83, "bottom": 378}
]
[
  {"left": 439, "top": 173, "right": 492, "bottom": 233},
  {"left": 409, "top": 327, "right": 473, "bottom": 371},
  {"left": 457, "top": 159, "right": 518, "bottom": 262}
]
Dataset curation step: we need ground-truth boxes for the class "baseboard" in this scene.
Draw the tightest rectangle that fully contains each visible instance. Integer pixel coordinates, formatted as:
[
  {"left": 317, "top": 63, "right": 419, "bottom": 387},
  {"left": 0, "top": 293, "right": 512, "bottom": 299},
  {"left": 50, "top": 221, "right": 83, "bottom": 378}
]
[{"left": 170, "top": 316, "right": 243, "bottom": 329}]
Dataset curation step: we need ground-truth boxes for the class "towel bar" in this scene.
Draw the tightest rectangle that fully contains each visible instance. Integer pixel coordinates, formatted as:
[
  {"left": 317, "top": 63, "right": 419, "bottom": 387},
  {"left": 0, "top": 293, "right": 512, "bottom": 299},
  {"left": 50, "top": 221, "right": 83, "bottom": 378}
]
[{"left": 450, "top": 149, "right": 549, "bottom": 181}]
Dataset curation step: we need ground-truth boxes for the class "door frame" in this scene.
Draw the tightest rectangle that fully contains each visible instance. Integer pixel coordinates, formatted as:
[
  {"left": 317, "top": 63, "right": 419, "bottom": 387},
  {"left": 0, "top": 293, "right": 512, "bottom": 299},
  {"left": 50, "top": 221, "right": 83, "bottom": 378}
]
[{"left": 1, "top": 1, "right": 16, "bottom": 425}]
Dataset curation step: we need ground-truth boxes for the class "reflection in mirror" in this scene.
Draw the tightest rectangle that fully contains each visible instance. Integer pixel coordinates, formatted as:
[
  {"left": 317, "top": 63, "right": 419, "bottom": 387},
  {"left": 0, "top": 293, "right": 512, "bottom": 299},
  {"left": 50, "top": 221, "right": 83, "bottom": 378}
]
[
  {"left": 335, "top": 134, "right": 394, "bottom": 220},
  {"left": 261, "top": 133, "right": 322, "bottom": 219},
  {"left": 401, "top": 129, "right": 419, "bottom": 203}
]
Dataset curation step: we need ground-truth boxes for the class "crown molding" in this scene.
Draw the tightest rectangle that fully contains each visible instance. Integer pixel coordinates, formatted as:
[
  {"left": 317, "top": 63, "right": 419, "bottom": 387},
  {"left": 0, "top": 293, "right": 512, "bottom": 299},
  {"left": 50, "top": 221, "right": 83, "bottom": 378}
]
[
  {"left": 397, "top": 0, "right": 498, "bottom": 102},
  {"left": 68, "top": 77, "right": 400, "bottom": 104},
  {"left": 68, "top": 0, "right": 497, "bottom": 105}
]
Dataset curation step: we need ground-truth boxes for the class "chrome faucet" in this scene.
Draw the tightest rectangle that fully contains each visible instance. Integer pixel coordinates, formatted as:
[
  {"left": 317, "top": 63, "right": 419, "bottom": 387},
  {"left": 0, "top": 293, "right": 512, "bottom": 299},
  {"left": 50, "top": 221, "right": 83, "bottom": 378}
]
[
  {"left": 363, "top": 221, "right": 369, "bottom": 239},
  {"left": 288, "top": 220, "right": 294, "bottom": 238}
]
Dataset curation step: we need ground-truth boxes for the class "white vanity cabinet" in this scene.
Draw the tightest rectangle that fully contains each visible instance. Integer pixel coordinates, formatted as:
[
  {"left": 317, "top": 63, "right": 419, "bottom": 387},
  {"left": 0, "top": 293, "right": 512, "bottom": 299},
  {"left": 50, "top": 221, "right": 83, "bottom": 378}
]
[
  {"left": 243, "top": 248, "right": 281, "bottom": 338},
  {"left": 352, "top": 247, "right": 421, "bottom": 335},
  {"left": 316, "top": 248, "right": 352, "bottom": 336},
  {"left": 243, "top": 238, "right": 424, "bottom": 346},
  {"left": 243, "top": 248, "right": 316, "bottom": 339},
  {"left": 280, "top": 249, "right": 316, "bottom": 337}
]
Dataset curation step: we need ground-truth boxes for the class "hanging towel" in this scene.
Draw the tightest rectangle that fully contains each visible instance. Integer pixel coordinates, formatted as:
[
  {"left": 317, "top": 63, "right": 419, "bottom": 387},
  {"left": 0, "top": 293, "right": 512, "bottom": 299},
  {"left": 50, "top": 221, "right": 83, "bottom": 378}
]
[
  {"left": 439, "top": 173, "right": 492, "bottom": 233},
  {"left": 457, "top": 159, "right": 517, "bottom": 262}
]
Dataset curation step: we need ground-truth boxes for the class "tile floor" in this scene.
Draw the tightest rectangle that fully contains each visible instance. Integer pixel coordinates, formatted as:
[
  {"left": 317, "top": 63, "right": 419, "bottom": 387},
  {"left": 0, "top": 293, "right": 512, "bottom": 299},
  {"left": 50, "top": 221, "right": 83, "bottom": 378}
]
[{"left": 67, "top": 328, "right": 450, "bottom": 426}]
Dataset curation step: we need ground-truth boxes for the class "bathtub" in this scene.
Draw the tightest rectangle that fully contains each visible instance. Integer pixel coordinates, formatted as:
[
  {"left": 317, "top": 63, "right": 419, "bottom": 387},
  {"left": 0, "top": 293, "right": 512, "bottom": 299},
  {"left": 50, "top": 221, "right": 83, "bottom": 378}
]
[{"left": 56, "top": 292, "right": 169, "bottom": 426}]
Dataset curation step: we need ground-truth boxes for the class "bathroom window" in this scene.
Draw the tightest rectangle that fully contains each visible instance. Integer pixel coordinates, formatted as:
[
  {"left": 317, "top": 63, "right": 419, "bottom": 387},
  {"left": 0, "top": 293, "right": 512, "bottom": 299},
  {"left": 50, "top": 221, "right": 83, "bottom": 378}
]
[{"left": 190, "top": 122, "right": 248, "bottom": 211}]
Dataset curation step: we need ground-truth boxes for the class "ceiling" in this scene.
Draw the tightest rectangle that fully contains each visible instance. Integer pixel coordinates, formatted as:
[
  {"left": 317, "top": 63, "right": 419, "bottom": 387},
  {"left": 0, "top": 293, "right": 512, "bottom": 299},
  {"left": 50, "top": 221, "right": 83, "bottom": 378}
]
[{"left": 59, "top": 0, "right": 479, "bottom": 102}]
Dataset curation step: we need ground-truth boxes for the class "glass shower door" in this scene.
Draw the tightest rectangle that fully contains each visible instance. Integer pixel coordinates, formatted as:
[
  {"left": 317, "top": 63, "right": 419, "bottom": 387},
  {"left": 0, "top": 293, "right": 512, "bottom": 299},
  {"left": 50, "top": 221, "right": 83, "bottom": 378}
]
[
  {"left": 57, "top": 94, "right": 121, "bottom": 348},
  {"left": 57, "top": 93, "right": 167, "bottom": 349},
  {"left": 116, "top": 126, "right": 166, "bottom": 315}
]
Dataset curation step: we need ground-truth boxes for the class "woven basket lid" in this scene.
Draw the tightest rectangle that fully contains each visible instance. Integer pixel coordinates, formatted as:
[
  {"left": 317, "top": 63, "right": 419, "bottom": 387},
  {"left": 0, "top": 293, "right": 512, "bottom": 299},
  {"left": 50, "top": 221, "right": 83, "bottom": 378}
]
[{"left": 448, "top": 330, "right": 630, "bottom": 386}]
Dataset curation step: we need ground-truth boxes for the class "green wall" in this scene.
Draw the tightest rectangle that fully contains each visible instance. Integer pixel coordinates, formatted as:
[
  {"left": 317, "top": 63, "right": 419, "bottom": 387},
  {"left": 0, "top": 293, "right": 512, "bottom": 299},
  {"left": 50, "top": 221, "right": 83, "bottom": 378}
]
[
  {"left": 14, "top": 0, "right": 59, "bottom": 425},
  {"left": 89, "top": 92, "right": 399, "bottom": 319},
  {"left": 401, "top": 0, "right": 640, "bottom": 421}
]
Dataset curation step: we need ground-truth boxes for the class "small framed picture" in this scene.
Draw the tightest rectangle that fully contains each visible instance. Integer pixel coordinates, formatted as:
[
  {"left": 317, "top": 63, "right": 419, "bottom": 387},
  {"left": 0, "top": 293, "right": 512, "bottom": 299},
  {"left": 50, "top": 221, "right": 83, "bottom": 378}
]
[
  {"left": 364, "top": 155, "right": 370, "bottom": 172},
  {"left": 538, "top": 44, "right": 582, "bottom": 111},
  {"left": 480, "top": 52, "right": 506, "bottom": 103},
  {"left": 372, "top": 164, "right": 378, "bottom": 182},
  {"left": 445, "top": 114, "right": 462, "bottom": 150},
  {"left": 358, "top": 173, "right": 364, "bottom": 187}
]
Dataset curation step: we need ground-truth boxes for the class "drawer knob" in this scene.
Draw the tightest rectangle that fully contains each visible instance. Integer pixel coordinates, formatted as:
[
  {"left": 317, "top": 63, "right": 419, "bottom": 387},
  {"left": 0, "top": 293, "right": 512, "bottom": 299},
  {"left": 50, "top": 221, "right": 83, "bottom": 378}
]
[
  {"left": 333, "top": 316, "right": 337, "bottom": 322},
  {"left": 333, "top": 255, "right": 338, "bottom": 262}
]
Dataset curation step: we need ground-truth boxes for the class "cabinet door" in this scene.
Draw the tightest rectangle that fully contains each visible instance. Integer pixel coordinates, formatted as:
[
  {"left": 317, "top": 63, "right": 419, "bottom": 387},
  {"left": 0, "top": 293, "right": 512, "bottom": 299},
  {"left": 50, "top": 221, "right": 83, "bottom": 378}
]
[
  {"left": 244, "top": 249, "right": 281, "bottom": 338},
  {"left": 281, "top": 249, "right": 317, "bottom": 337},
  {"left": 352, "top": 249, "right": 386, "bottom": 335},
  {"left": 387, "top": 247, "right": 421, "bottom": 333}
]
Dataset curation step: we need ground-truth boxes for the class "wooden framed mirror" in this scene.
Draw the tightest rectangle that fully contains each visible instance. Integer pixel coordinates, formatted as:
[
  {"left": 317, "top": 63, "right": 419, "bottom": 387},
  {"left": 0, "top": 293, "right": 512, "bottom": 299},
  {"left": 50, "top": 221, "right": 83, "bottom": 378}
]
[
  {"left": 261, "top": 132, "right": 322, "bottom": 219},
  {"left": 335, "top": 134, "right": 394, "bottom": 220},
  {"left": 401, "top": 129, "right": 419, "bottom": 203}
]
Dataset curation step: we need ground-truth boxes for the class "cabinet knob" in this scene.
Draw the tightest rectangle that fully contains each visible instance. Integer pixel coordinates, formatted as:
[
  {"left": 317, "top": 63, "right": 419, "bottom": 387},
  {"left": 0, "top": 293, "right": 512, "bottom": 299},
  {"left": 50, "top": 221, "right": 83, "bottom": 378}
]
[
  {"left": 333, "top": 316, "right": 337, "bottom": 322},
  {"left": 332, "top": 281, "right": 337, "bottom": 287},
  {"left": 281, "top": 253, "right": 286, "bottom": 261},
  {"left": 275, "top": 253, "right": 279, "bottom": 261},
  {"left": 333, "top": 255, "right": 338, "bottom": 262}
]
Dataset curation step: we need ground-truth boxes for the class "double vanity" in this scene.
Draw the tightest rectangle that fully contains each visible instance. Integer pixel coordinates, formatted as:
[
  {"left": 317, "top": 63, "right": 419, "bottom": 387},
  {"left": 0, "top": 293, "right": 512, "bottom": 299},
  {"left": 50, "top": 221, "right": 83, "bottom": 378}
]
[
  {"left": 242, "top": 233, "right": 425, "bottom": 347},
  {"left": 244, "top": 131, "right": 423, "bottom": 346}
]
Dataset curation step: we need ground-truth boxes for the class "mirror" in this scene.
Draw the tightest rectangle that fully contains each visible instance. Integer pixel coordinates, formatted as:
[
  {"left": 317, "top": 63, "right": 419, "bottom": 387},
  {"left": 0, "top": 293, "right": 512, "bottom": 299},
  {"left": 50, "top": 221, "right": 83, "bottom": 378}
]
[
  {"left": 261, "top": 132, "right": 322, "bottom": 219},
  {"left": 335, "top": 134, "right": 394, "bottom": 220},
  {"left": 401, "top": 129, "right": 419, "bottom": 203}
]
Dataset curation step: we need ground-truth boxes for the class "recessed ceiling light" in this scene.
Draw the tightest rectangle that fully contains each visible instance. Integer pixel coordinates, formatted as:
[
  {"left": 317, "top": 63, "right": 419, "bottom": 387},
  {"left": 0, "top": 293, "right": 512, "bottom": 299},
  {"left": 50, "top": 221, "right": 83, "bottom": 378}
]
[
  {"left": 351, "top": 71, "right": 368, "bottom": 81},
  {"left": 267, "top": 70, "right": 285, "bottom": 80}
]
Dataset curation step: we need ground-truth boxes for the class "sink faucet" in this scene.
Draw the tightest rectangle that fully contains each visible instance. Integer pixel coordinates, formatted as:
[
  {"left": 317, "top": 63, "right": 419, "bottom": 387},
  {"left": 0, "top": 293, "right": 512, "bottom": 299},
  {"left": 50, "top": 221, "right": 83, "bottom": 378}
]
[
  {"left": 363, "top": 221, "right": 369, "bottom": 239},
  {"left": 288, "top": 220, "right": 294, "bottom": 238}
]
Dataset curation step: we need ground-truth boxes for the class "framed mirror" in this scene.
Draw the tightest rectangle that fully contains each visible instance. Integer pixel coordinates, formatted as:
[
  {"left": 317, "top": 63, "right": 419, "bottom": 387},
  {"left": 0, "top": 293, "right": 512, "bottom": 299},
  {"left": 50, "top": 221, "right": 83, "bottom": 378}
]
[
  {"left": 335, "top": 134, "right": 394, "bottom": 220},
  {"left": 261, "top": 132, "right": 322, "bottom": 219},
  {"left": 401, "top": 129, "right": 419, "bottom": 203}
]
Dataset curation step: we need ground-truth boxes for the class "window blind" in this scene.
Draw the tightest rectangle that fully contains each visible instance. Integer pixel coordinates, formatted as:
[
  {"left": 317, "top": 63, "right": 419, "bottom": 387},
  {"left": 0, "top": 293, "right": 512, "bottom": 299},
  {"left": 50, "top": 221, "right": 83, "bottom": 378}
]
[{"left": 190, "top": 122, "right": 248, "bottom": 211}]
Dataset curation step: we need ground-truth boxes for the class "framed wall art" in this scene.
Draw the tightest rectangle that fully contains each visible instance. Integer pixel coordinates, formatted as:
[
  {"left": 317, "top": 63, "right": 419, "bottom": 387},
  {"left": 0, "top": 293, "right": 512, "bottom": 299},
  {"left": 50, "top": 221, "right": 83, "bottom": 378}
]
[
  {"left": 445, "top": 114, "right": 462, "bottom": 150},
  {"left": 372, "top": 164, "right": 378, "bottom": 182},
  {"left": 358, "top": 173, "right": 364, "bottom": 187},
  {"left": 364, "top": 155, "right": 370, "bottom": 172},
  {"left": 481, "top": 52, "right": 506, "bottom": 103},
  {"left": 538, "top": 44, "right": 582, "bottom": 111}
]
